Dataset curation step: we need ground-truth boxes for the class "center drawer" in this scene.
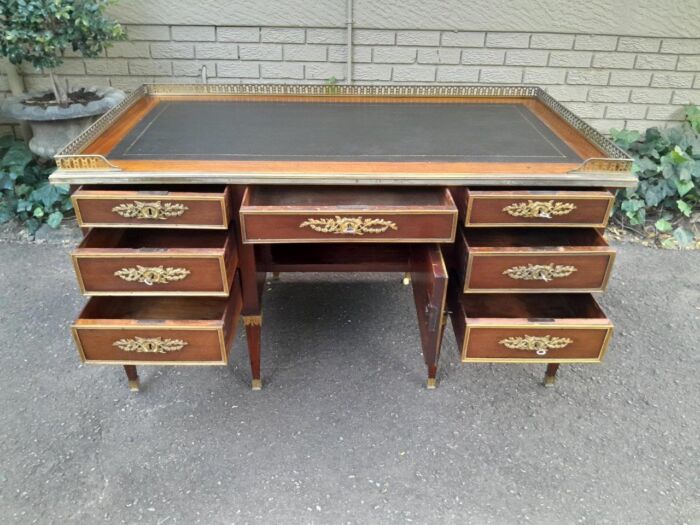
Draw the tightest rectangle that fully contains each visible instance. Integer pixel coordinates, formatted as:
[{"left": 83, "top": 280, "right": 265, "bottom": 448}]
[
  {"left": 449, "top": 290, "right": 613, "bottom": 363},
  {"left": 457, "top": 228, "right": 615, "bottom": 293},
  {"left": 72, "top": 228, "right": 238, "bottom": 296},
  {"left": 72, "top": 275, "right": 242, "bottom": 365},
  {"left": 239, "top": 186, "right": 457, "bottom": 243}
]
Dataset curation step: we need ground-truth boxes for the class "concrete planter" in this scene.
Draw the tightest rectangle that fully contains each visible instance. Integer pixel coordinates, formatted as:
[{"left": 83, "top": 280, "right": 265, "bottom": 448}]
[{"left": 1, "top": 86, "right": 125, "bottom": 159}]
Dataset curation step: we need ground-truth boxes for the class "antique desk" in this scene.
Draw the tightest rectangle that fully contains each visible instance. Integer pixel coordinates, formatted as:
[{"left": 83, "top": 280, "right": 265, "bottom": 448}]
[{"left": 51, "top": 84, "right": 636, "bottom": 392}]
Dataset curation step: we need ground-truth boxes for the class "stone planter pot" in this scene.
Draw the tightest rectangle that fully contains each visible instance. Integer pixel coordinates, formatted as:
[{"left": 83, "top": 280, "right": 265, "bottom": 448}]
[{"left": 1, "top": 86, "right": 125, "bottom": 159}]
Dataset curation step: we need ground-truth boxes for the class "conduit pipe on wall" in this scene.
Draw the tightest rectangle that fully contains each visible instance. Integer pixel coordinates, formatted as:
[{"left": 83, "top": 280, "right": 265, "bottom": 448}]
[{"left": 346, "top": 0, "right": 353, "bottom": 84}]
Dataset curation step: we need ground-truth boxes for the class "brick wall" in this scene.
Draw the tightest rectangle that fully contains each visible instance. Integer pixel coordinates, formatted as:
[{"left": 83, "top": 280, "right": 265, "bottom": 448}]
[{"left": 1, "top": 25, "right": 699, "bottom": 137}]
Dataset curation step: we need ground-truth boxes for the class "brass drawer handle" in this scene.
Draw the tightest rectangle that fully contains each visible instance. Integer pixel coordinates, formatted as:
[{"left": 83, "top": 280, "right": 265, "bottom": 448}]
[
  {"left": 503, "top": 263, "right": 577, "bottom": 282},
  {"left": 114, "top": 265, "right": 191, "bottom": 286},
  {"left": 499, "top": 335, "right": 573, "bottom": 356},
  {"left": 502, "top": 200, "right": 576, "bottom": 219},
  {"left": 113, "top": 337, "right": 188, "bottom": 354},
  {"left": 299, "top": 216, "right": 398, "bottom": 235},
  {"left": 112, "top": 200, "right": 189, "bottom": 220}
]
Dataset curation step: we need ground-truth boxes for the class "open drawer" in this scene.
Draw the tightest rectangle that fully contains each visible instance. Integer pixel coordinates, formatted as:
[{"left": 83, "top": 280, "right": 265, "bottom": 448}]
[
  {"left": 72, "top": 185, "right": 232, "bottom": 229},
  {"left": 72, "top": 228, "right": 238, "bottom": 296},
  {"left": 449, "top": 291, "right": 613, "bottom": 363},
  {"left": 456, "top": 187, "right": 614, "bottom": 228},
  {"left": 457, "top": 228, "right": 615, "bottom": 293},
  {"left": 239, "top": 186, "right": 457, "bottom": 243},
  {"left": 72, "top": 274, "right": 242, "bottom": 365}
]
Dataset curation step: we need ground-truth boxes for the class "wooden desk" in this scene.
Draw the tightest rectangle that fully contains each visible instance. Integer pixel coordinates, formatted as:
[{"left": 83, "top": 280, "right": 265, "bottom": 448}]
[{"left": 52, "top": 84, "right": 635, "bottom": 392}]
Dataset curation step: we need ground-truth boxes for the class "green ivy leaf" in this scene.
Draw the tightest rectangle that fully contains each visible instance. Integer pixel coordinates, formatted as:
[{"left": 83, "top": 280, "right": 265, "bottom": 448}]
[
  {"left": 46, "top": 210, "right": 63, "bottom": 228},
  {"left": 677, "top": 199, "right": 692, "bottom": 217},
  {"left": 25, "top": 218, "right": 40, "bottom": 234},
  {"left": 674, "top": 178, "right": 695, "bottom": 196},
  {"left": 673, "top": 226, "right": 694, "bottom": 247},
  {"left": 654, "top": 218, "right": 673, "bottom": 232},
  {"left": 0, "top": 202, "right": 12, "bottom": 223},
  {"left": 2, "top": 144, "right": 33, "bottom": 168},
  {"left": 670, "top": 145, "right": 690, "bottom": 164},
  {"left": 29, "top": 182, "right": 62, "bottom": 208}
]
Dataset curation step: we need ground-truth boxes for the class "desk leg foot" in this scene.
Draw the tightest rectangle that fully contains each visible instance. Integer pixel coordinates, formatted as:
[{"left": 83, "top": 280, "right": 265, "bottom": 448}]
[
  {"left": 426, "top": 365, "right": 438, "bottom": 389},
  {"left": 244, "top": 315, "right": 262, "bottom": 391},
  {"left": 124, "top": 365, "right": 139, "bottom": 392},
  {"left": 271, "top": 272, "right": 280, "bottom": 281},
  {"left": 402, "top": 272, "right": 411, "bottom": 286},
  {"left": 544, "top": 363, "right": 559, "bottom": 387}
]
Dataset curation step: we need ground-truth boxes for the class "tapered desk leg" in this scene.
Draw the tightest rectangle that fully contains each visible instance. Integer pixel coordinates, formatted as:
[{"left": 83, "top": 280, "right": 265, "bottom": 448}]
[
  {"left": 123, "top": 365, "right": 139, "bottom": 392},
  {"left": 244, "top": 315, "right": 263, "bottom": 390},
  {"left": 544, "top": 363, "right": 560, "bottom": 387}
]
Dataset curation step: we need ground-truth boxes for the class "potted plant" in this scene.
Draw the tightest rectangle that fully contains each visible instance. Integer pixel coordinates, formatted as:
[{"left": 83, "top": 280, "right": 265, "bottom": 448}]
[{"left": 0, "top": 0, "right": 127, "bottom": 158}]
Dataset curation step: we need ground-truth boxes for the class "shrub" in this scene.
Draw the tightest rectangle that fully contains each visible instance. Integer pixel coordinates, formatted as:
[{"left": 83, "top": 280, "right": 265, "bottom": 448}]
[
  {"left": 0, "top": 0, "right": 126, "bottom": 106},
  {"left": 0, "top": 136, "right": 72, "bottom": 233},
  {"left": 611, "top": 105, "right": 699, "bottom": 247}
]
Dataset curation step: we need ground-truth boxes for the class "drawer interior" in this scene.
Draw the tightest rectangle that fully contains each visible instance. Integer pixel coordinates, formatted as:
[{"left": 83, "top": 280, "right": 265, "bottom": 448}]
[
  {"left": 79, "top": 228, "right": 228, "bottom": 250},
  {"left": 464, "top": 227, "right": 607, "bottom": 248},
  {"left": 460, "top": 293, "right": 607, "bottom": 320},
  {"left": 245, "top": 185, "right": 453, "bottom": 209},
  {"left": 80, "top": 296, "right": 229, "bottom": 321}
]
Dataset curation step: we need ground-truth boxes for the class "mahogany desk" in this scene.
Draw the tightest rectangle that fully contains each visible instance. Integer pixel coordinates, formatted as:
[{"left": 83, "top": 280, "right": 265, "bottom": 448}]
[{"left": 51, "top": 84, "right": 635, "bottom": 392}]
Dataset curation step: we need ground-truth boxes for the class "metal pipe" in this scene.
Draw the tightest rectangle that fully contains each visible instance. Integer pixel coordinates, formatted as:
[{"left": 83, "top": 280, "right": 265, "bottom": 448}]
[{"left": 346, "top": 0, "right": 353, "bottom": 84}]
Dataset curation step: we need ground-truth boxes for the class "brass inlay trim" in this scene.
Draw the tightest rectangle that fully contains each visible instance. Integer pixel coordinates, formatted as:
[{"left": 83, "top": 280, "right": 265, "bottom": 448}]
[
  {"left": 299, "top": 216, "right": 398, "bottom": 235},
  {"left": 112, "top": 200, "right": 189, "bottom": 220},
  {"left": 55, "top": 155, "right": 119, "bottom": 171},
  {"left": 498, "top": 335, "right": 573, "bottom": 356},
  {"left": 114, "top": 265, "right": 191, "bottom": 286},
  {"left": 503, "top": 263, "right": 577, "bottom": 282},
  {"left": 243, "top": 315, "right": 263, "bottom": 327},
  {"left": 113, "top": 336, "right": 188, "bottom": 354},
  {"left": 502, "top": 200, "right": 577, "bottom": 219}
]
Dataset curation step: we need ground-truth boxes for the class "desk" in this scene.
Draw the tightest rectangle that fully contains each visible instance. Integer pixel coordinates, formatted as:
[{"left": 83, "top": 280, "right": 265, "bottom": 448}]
[{"left": 52, "top": 84, "right": 634, "bottom": 391}]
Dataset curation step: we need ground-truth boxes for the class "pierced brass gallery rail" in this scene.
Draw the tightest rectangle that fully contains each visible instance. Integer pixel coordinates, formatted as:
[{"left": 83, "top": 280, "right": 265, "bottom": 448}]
[
  {"left": 112, "top": 201, "right": 189, "bottom": 220},
  {"left": 113, "top": 337, "right": 188, "bottom": 354},
  {"left": 299, "top": 216, "right": 398, "bottom": 235},
  {"left": 498, "top": 335, "right": 573, "bottom": 356},
  {"left": 503, "top": 263, "right": 577, "bottom": 282},
  {"left": 114, "top": 265, "right": 191, "bottom": 286},
  {"left": 502, "top": 200, "right": 577, "bottom": 219}
]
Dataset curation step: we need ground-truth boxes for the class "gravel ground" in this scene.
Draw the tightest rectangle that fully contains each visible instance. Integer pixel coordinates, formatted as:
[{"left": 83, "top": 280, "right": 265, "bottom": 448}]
[{"left": 0, "top": 239, "right": 697, "bottom": 524}]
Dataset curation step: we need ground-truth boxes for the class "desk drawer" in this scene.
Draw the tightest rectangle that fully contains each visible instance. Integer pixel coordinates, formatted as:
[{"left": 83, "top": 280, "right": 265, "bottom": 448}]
[
  {"left": 73, "top": 185, "right": 232, "bottom": 229},
  {"left": 72, "top": 277, "right": 242, "bottom": 365},
  {"left": 240, "top": 186, "right": 457, "bottom": 243},
  {"left": 449, "top": 291, "right": 613, "bottom": 363},
  {"left": 72, "top": 228, "right": 237, "bottom": 296},
  {"left": 457, "top": 228, "right": 615, "bottom": 293},
  {"left": 460, "top": 188, "right": 614, "bottom": 227}
]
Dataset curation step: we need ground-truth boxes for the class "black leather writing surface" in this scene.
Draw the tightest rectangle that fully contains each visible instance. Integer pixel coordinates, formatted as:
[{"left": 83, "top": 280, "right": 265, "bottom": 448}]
[{"left": 109, "top": 101, "right": 582, "bottom": 163}]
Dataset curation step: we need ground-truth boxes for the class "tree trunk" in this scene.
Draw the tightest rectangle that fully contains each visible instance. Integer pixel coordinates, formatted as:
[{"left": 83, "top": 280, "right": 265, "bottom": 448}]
[{"left": 48, "top": 69, "right": 68, "bottom": 106}]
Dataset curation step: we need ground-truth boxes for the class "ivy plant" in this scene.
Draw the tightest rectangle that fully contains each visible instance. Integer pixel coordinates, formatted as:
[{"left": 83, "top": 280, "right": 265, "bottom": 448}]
[
  {"left": 0, "top": 135, "right": 72, "bottom": 233},
  {"left": 0, "top": 0, "right": 126, "bottom": 106},
  {"left": 611, "top": 105, "right": 699, "bottom": 247}
]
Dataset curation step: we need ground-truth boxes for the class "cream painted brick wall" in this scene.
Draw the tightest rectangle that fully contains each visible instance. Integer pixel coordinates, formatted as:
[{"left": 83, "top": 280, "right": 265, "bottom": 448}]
[{"left": 2, "top": 24, "right": 700, "bottom": 136}]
